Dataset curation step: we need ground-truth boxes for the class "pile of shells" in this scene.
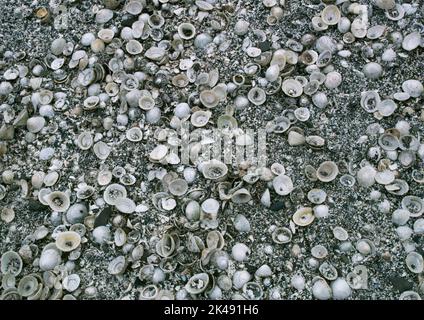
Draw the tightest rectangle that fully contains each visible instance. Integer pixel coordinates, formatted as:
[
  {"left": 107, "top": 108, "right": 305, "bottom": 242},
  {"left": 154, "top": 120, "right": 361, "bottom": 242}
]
[{"left": 0, "top": 0, "right": 423, "bottom": 301}]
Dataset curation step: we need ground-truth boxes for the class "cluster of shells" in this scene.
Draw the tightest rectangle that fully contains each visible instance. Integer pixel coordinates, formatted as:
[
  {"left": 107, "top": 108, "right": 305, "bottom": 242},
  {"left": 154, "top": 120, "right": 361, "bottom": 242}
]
[{"left": 0, "top": 0, "right": 423, "bottom": 300}]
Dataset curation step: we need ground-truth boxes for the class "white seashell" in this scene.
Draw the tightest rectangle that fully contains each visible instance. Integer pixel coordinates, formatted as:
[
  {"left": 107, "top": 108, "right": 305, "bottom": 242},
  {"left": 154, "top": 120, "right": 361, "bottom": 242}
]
[
  {"left": 367, "top": 25, "right": 386, "bottom": 40},
  {"left": 375, "top": 0, "right": 395, "bottom": 10},
  {"left": 357, "top": 166, "right": 376, "bottom": 187},
  {"left": 332, "top": 226, "right": 349, "bottom": 241},
  {"left": 233, "top": 270, "right": 251, "bottom": 290},
  {"left": 93, "top": 141, "right": 111, "bottom": 160},
  {"left": 321, "top": 5, "right": 341, "bottom": 25},
  {"left": 27, "top": 116, "right": 46, "bottom": 133},
  {"left": 149, "top": 144, "right": 168, "bottom": 161},
  {"left": 66, "top": 203, "right": 88, "bottom": 224},
  {"left": 43, "top": 171, "right": 59, "bottom": 187},
  {"left": 185, "top": 273, "right": 209, "bottom": 294},
  {"left": 324, "top": 71, "right": 342, "bottom": 89},
  {"left": 312, "top": 92, "right": 328, "bottom": 108},
  {"left": 103, "top": 184, "right": 127, "bottom": 205},
  {"left": 126, "top": 40, "right": 143, "bottom": 55},
  {"left": 363, "top": 62, "right": 383, "bottom": 79},
  {"left": 92, "top": 226, "right": 111, "bottom": 244},
  {"left": 260, "top": 189, "right": 271, "bottom": 208},
  {"left": 115, "top": 198, "right": 136, "bottom": 214},
  {"left": 169, "top": 179, "right": 188, "bottom": 196},
  {"left": 1, "top": 251, "right": 23, "bottom": 276},
  {"left": 46, "top": 191, "right": 70, "bottom": 212},
  {"left": 405, "top": 252, "right": 424, "bottom": 274},
  {"left": 55, "top": 231, "right": 81, "bottom": 252},
  {"left": 314, "top": 204, "right": 329, "bottom": 218},
  {"left": 272, "top": 174, "right": 294, "bottom": 196},
  {"left": 108, "top": 256, "right": 127, "bottom": 275},
  {"left": 77, "top": 132, "right": 93, "bottom": 150},
  {"left": 178, "top": 23, "right": 196, "bottom": 40},
  {"left": 392, "top": 209, "right": 410, "bottom": 226},
  {"left": 191, "top": 110, "right": 211, "bottom": 127},
  {"left": 201, "top": 160, "right": 228, "bottom": 180},
  {"left": 316, "top": 161, "right": 338, "bottom": 182},
  {"left": 272, "top": 227, "right": 292, "bottom": 244},
  {"left": 402, "top": 80, "right": 423, "bottom": 98},
  {"left": 312, "top": 277, "right": 332, "bottom": 300},
  {"left": 62, "top": 274, "right": 80, "bottom": 292},
  {"left": 234, "top": 20, "right": 249, "bottom": 36},
  {"left": 293, "top": 207, "right": 315, "bottom": 226},
  {"left": 402, "top": 196, "right": 424, "bottom": 217},
  {"left": 96, "top": 9, "right": 113, "bottom": 24},
  {"left": 331, "top": 278, "right": 352, "bottom": 300},
  {"left": 291, "top": 274, "right": 305, "bottom": 291},
  {"left": 402, "top": 32, "right": 421, "bottom": 51},
  {"left": 265, "top": 65, "right": 280, "bottom": 82},
  {"left": 307, "top": 189, "right": 327, "bottom": 204},
  {"left": 234, "top": 214, "right": 251, "bottom": 233},
  {"left": 247, "top": 87, "right": 267, "bottom": 105},
  {"left": 201, "top": 198, "right": 220, "bottom": 215},
  {"left": 232, "top": 243, "right": 250, "bottom": 262},
  {"left": 144, "top": 46, "right": 166, "bottom": 61},
  {"left": 282, "top": 79, "right": 303, "bottom": 97},
  {"left": 377, "top": 99, "right": 397, "bottom": 117},
  {"left": 375, "top": 170, "right": 395, "bottom": 185},
  {"left": 39, "top": 249, "right": 61, "bottom": 271}
]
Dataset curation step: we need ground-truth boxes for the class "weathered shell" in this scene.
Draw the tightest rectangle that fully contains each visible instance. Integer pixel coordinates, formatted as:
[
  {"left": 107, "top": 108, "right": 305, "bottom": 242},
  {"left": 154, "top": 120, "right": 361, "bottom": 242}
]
[
  {"left": 231, "top": 188, "right": 252, "bottom": 204},
  {"left": 402, "top": 80, "right": 423, "bottom": 98},
  {"left": 319, "top": 262, "right": 338, "bottom": 281},
  {"left": 149, "top": 145, "right": 168, "bottom": 161},
  {"left": 62, "top": 274, "right": 81, "bottom": 292},
  {"left": 169, "top": 179, "right": 189, "bottom": 196},
  {"left": 247, "top": 87, "right": 267, "bottom": 106},
  {"left": 185, "top": 273, "right": 210, "bottom": 295},
  {"left": 312, "top": 277, "right": 332, "bottom": 300},
  {"left": 103, "top": 184, "right": 127, "bottom": 205},
  {"left": 17, "top": 275, "right": 39, "bottom": 297},
  {"left": 1, "top": 251, "right": 23, "bottom": 276},
  {"left": 272, "top": 227, "right": 292, "bottom": 244},
  {"left": 321, "top": 5, "right": 341, "bottom": 25},
  {"left": 357, "top": 166, "right": 377, "bottom": 187},
  {"left": 307, "top": 189, "right": 327, "bottom": 204},
  {"left": 1, "top": 207, "right": 15, "bottom": 223},
  {"left": 401, "top": 196, "right": 424, "bottom": 217},
  {"left": 316, "top": 161, "right": 338, "bottom": 182},
  {"left": 311, "top": 244, "right": 328, "bottom": 259},
  {"left": 93, "top": 141, "right": 111, "bottom": 160},
  {"left": 282, "top": 79, "right": 303, "bottom": 97},
  {"left": 293, "top": 207, "right": 315, "bottom": 226},
  {"left": 200, "top": 90, "right": 219, "bottom": 108},
  {"left": 191, "top": 110, "right": 212, "bottom": 128},
  {"left": 178, "top": 23, "right": 196, "bottom": 40},
  {"left": 402, "top": 32, "right": 421, "bottom": 52},
  {"left": 126, "top": 127, "right": 143, "bottom": 142},
  {"left": 201, "top": 160, "right": 228, "bottom": 180},
  {"left": 405, "top": 252, "right": 424, "bottom": 274},
  {"left": 272, "top": 174, "right": 294, "bottom": 196},
  {"left": 108, "top": 256, "right": 127, "bottom": 275},
  {"left": 115, "top": 198, "right": 136, "bottom": 214},
  {"left": 55, "top": 231, "right": 81, "bottom": 252},
  {"left": 77, "top": 132, "right": 93, "bottom": 150},
  {"left": 385, "top": 179, "right": 409, "bottom": 196},
  {"left": 377, "top": 99, "right": 397, "bottom": 117},
  {"left": 46, "top": 191, "right": 70, "bottom": 212}
]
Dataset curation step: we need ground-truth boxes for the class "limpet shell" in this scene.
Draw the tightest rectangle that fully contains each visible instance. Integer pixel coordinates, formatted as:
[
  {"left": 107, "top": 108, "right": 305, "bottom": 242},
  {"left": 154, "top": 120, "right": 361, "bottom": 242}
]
[
  {"left": 311, "top": 245, "right": 328, "bottom": 259},
  {"left": 272, "top": 174, "right": 294, "bottom": 196},
  {"left": 401, "top": 196, "right": 424, "bottom": 217},
  {"left": 17, "top": 275, "right": 38, "bottom": 297},
  {"left": 272, "top": 227, "right": 292, "bottom": 244},
  {"left": 115, "top": 198, "right": 136, "bottom": 214},
  {"left": 1, "top": 251, "right": 23, "bottom": 276},
  {"left": 178, "top": 23, "right": 196, "bottom": 40},
  {"left": 191, "top": 110, "right": 212, "bottom": 128},
  {"left": 169, "top": 179, "right": 189, "bottom": 197},
  {"left": 405, "top": 252, "right": 424, "bottom": 274},
  {"left": 200, "top": 90, "right": 219, "bottom": 108},
  {"left": 126, "top": 127, "right": 143, "bottom": 142},
  {"left": 149, "top": 145, "right": 168, "bottom": 161},
  {"left": 402, "top": 80, "right": 423, "bottom": 98},
  {"left": 282, "top": 79, "right": 303, "bottom": 98},
  {"left": 319, "top": 262, "right": 338, "bottom": 281},
  {"left": 385, "top": 179, "right": 409, "bottom": 196},
  {"left": 201, "top": 160, "right": 228, "bottom": 180},
  {"left": 103, "top": 184, "right": 127, "bottom": 205},
  {"left": 321, "top": 5, "right": 341, "bottom": 25},
  {"left": 46, "top": 191, "right": 70, "bottom": 212},
  {"left": 108, "top": 256, "right": 127, "bottom": 275},
  {"left": 247, "top": 87, "right": 267, "bottom": 106},
  {"left": 1, "top": 207, "right": 15, "bottom": 223},
  {"left": 185, "top": 273, "right": 210, "bottom": 295},
  {"left": 402, "top": 32, "right": 421, "bottom": 52},
  {"left": 293, "top": 207, "right": 315, "bottom": 226},
  {"left": 307, "top": 189, "right": 327, "bottom": 204},
  {"left": 316, "top": 161, "right": 338, "bottom": 182},
  {"left": 77, "top": 132, "right": 93, "bottom": 150},
  {"left": 93, "top": 141, "right": 111, "bottom": 160},
  {"left": 332, "top": 226, "right": 349, "bottom": 241},
  {"left": 55, "top": 231, "right": 81, "bottom": 252}
]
